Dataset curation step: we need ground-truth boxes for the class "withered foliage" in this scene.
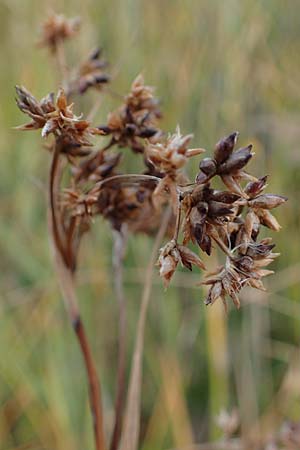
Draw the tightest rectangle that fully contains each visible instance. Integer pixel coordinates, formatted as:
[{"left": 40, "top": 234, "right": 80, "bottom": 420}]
[{"left": 16, "top": 12, "right": 287, "bottom": 311}]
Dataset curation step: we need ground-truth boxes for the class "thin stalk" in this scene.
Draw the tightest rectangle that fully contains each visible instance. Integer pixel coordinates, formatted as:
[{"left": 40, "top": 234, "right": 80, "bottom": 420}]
[
  {"left": 172, "top": 196, "right": 182, "bottom": 243},
  {"left": 211, "top": 233, "right": 232, "bottom": 258},
  {"left": 55, "top": 41, "right": 68, "bottom": 86},
  {"left": 73, "top": 314, "right": 106, "bottom": 450},
  {"left": 49, "top": 144, "right": 106, "bottom": 450},
  {"left": 110, "top": 227, "right": 128, "bottom": 450},
  {"left": 119, "top": 206, "right": 172, "bottom": 450},
  {"left": 49, "top": 143, "right": 67, "bottom": 266}
]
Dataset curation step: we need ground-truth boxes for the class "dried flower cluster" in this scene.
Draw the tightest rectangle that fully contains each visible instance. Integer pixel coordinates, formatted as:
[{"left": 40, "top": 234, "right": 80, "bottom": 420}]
[
  {"left": 158, "top": 134, "right": 286, "bottom": 309},
  {"left": 14, "top": 12, "right": 287, "bottom": 450},
  {"left": 16, "top": 16, "right": 287, "bottom": 308},
  {"left": 68, "top": 47, "right": 110, "bottom": 96},
  {"left": 39, "top": 12, "right": 80, "bottom": 51}
]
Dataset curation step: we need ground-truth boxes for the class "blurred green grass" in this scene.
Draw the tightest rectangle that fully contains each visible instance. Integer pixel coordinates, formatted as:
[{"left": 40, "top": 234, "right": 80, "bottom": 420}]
[{"left": 0, "top": 0, "right": 300, "bottom": 449}]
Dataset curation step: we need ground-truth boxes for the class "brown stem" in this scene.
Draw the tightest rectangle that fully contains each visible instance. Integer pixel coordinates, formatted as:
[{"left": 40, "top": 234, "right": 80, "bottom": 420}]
[
  {"left": 73, "top": 316, "right": 106, "bottom": 450},
  {"left": 49, "top": 143, "right": 68, "bottom": 266},
  {"left": 173, "top": 196, "right": 182, "bottom": 243},
  {"left": 49, "top": 144, "right": 106, "bottom": 450},
  {"left": 110, "top": 227, "right": 128, "bottom": 450}
]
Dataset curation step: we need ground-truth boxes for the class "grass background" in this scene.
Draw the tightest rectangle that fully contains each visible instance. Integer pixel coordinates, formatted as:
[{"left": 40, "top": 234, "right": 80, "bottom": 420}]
[{"left": 0, "top": 0, "right": 299, "bottom": 449}]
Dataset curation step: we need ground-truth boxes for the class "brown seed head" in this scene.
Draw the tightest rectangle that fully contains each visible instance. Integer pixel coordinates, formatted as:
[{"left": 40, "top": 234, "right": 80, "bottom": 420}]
[{"left": 39, "top": 12, "right": 80, "bottom": 51}]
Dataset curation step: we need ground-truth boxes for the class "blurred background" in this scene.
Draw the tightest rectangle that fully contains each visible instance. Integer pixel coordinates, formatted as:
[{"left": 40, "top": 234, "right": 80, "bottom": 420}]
[{"left": 0, "top": 0, "right": 299, "bottom": 449}]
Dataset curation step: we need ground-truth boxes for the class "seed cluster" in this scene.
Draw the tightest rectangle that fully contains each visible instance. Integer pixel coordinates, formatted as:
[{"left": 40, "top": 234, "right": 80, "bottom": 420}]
[{"left": 15, "top": 12, "right": 286, "bottom": 310}]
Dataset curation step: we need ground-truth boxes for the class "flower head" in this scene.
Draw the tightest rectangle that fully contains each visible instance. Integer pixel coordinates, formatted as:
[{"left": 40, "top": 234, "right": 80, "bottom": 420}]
[
  {"left": 158, "top": 239, "right": 205, "bottom": 287},
  {"left": 16, "top": 86, "right": 102, "bottom": 150},
  {"left": 98, "top": 75, "right": 162, "bottom": 153},
  {"left": 39, "top": 12, "right": 80, "bottom": 51}
]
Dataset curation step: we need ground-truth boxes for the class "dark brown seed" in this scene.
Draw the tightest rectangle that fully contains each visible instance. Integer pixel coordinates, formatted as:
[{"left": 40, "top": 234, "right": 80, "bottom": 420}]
[
  {"left": 246, "top": 243, "right": 275, "bottom": 259},
  {"left": 196, "top": 171, "right": 210, "bottom": 184},
  {"left": 234, "top": 256, "right": 254, "bottom": 272},
  {"left": 245, "top": 175, "right": 268, "bottom": 197},
  {"left": 211, "top": 190, "right": 241, "bottom": 204},
  {"left": 208, "top": 201, "right": 233, "bottom": 217},
  {"left": 214, "top": 131, "right": 239, "bottom": 164},
  {"left": 199, "top": 157, "right": 217, "bottom": 176},
  {"left": 199, "top": 234, "right": 212, "bottom": 255},
  {"left": 218, "top": 145, "right": 253, "bottom": 174}
]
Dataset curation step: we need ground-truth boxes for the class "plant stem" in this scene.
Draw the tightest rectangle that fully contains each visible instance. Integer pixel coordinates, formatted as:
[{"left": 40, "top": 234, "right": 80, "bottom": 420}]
[
  {"left": 119, "top": 206, "right": 172, "bottom": 450},
  {"left": 173, "top": 196, "right": 182, "bottom": 243},
  {"left": 49, "top": 143, "right": 68, "bottom": 266},
  {"left": 211, "top": 233, "right": 232, "bottom": 258},
  {"left": 73, "top": 314, "right": 106, "bottom": 450},
  {"left": 55, "top": 41, "right": 68, "bottom": 87},
  {"left": 49, "top": 145, "right": 106, "bottom": 450},
  {"left": 110, "top": 227, "right": 128, "bottom": 450}
]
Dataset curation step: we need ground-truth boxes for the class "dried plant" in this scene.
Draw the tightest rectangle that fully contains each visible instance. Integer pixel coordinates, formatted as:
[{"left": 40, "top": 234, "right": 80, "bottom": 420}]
[{"left": 15, "top": 12, "right": 287, "bottom": 450}]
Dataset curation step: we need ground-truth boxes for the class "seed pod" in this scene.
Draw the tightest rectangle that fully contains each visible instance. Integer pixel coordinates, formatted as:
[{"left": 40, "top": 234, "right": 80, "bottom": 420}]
[
  {"left": 205, "top": 281, "right": 223, "bottom": 305},
  {"left": 218, "top": 145, "right": 253, "bottom": 174},
  {"left": 230, "top": 291, "right": 241, "bottom": 309},
  {"left": 196, "top": 171, "right": 210, "bottom": 184},
  {"left": 235, "top": 227, "right": 249, "bottom": 255},
  {"left": 208, "top": 200, "right": 233, "bottom": 217},
  {"left": 159, "top": 254, "right": 178, "bottom": 286},
  {"left": 193, "top": 223, "right": 204, "bottom": 246},
  {"left": 211, "top": 190, "right": 241, "bottom": 204},
  {"left": 158, "top": 241, "right": 181, "bottom": 287},
  {"left": 199, "top": 157, "right": 217, "bottom": 176},
  {"left": 178, "top": 245, "right": 206, "bottom": 271},
  {"left": 195, "top": 202, "right": 209, "bottom": 220},
  {"left": 245, "top": 175, "right": 268, "bottom": 198},
  {"left": 221, "top": 175, "right": 245, "bottom": 197},
  {"left": 248, "top": 194, "right": 287, "bottom": 210},
  {"left": 214, "top": 131, "right": 239, "bottom": 164},
  {"left": 199, "top": 233, "right": 212, "bottom": 255},
  {"left": 246, "top": 243, "right": 275, "bottom": 259},
  {"left": 255, "top": 269, "right": 274, "bottom": 278},
  {"left": 97, "top": 125, "right": 111, "bottom": 134},
  {"left": 244, "top": 210, "right": 259, "bottom": 237},
  {"left": 138, "top": 127, "right": 159, "bottom": 138},
  {"left": 190, "top": 184, "right": 205, "bottom": 205},
  {"left": 248, "top": 279, "right": 266, "bottom": 291},
  {"left": 256, "top": 209, "right": 281, "bottom": 231},
  {"left": 253, "top": 258, "right": 274, "bottom": 268},
  {"left": 186, "top": 147, "right": 206, "bottom": 158},
  {"left": 235, "top": 255, "right": 254, "bottom": 272},
  {"left": 190, "top": 204, "right": 207, "bottom": 226}
]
